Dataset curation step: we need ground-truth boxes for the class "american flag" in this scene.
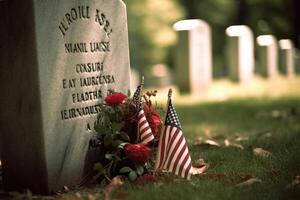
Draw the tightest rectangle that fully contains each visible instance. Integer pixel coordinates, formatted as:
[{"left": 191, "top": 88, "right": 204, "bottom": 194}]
[
  {"left": 133, "top": 84, "right": 154, "bottom": 144},
  {"left": 155, "top": 98, "right": 193, "bottom": 180}
]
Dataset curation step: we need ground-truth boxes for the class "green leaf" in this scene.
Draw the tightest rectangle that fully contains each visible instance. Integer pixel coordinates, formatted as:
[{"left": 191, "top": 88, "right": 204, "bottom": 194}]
[
  {"left": 94, "top": 124, "right": 108, "bottom": 134},
  {"left": 136, "top": 166, "right": 144, "bottom": 176},
  {"left": 119, "top": 166, "right": 133, "bottom": 174},
  {"left": 105, "top": 153, "right": 114, "bottom": 160},
  {"left": 118, "top": 142, "right": 129, "bottom": 149},
  {"left": 129, "top": 171, "right": 138, "bottom": 181},
  {"left": 119, "top": 132, "right": 130, "bottom": 142},
  {"left": 127, "top": 89, "right": 131, "bottom": 97},
  {"left": 112, "top": 140, "right": 124, "bottom": 148},
  {"left": 111, "top": 122, "right": 124, "bottom": 133}
]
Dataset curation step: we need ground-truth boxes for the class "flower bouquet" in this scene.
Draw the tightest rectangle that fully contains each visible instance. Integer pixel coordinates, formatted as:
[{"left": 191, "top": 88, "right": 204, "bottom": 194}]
[
  {"left": 92, "top": 79, "right": 162, "bottom": 183},
  {"left": 91, "top": 77, "right": 209, "bottom": 185}
]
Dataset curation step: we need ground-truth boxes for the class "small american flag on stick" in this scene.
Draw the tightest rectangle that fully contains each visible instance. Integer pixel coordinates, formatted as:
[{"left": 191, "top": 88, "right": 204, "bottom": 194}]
[
  {"left": 132, "top": 77, "right": 154, "bottom": 144},
  {"left": 155, "top": 89, "right": 193, "bottom": 180}
]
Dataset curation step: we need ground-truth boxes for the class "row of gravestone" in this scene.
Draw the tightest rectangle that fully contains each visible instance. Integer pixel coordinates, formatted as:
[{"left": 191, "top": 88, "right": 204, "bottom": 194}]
[
  {"left": 0, "top": 0, "right": 297, "bottom": 195},
  {"left": 171, "top": 19, "right": 297, "bottom": 95}
]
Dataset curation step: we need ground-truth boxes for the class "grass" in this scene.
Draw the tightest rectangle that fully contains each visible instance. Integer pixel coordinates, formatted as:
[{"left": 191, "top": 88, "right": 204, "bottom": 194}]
[
  {"left": 122, "top": 96, "right": 300, "bottom": 200},
  {"left": 1, "top": 78, "right": 300, "bottom": 199}
]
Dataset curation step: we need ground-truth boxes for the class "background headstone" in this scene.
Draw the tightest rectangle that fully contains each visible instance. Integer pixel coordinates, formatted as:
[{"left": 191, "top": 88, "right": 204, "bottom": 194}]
[
  {"left": 147, "top": 64, "right": 172, "bottom": 88},
  {"left": 279, "top": 39, "right": 295, "bottom": 77},
  {"left": 225, "top": 25, "right": 254, "bottom": 83},
  {"left": 256, "top": 35, "right": 278, "bottom": 79},
  {"left": 0, "top": 0, "right": 130, "bottom": 194},
  {"left": 173, "top": 19, "right": 212, "bottom": 95}
]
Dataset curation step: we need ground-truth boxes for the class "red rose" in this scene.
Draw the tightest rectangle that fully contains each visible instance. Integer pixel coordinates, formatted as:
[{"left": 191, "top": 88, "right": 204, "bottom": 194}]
[
  {"left": 124, "top": 144, "right": 151, "bottom": 164},
  {"left": 105, "top": 93, "right": 127, "bottom": 106},
  {"left": 144, "top": 104, "right": 161, "bottom": 136}
]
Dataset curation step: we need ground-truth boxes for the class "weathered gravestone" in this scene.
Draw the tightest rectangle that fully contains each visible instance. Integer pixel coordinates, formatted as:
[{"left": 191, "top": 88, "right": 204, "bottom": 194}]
[
  {"left": 0, "top": 0, "right": 130, "bottom": 194},
  {"left": 279, "top": 39, "right": 295, "bottom": 77},
  {"left": 256, "top": 35, "right": 278, "bottom": 79},
  {"left": 173, "top": 19, "right": 212, "bottom": 95},
  {"left": 225, "top": 25, "right": 254, "bottom": 83}
]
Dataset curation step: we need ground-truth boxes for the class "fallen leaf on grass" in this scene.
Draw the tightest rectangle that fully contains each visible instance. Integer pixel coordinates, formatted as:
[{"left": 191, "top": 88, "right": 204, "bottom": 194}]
[
  {"left": 192, "top": 136, "right": 203, "bottom": 145},
  {"left": 204, "top": 139, "right": 220, "bottom": 147},
  {"left": 193, "top": 139, "right": 220, "bottom": 148},
  {"left": 234, "top": 136, "right": 249, "bottom": 142},
  {"left": 253, "top": 148, "right": 272, "bottom": 158},
  {"left": 224, "top": 139, "right": 244, "bottom": 149},
  {"left": 236, "top": 178, "right": 262, "bottom": 187},
  {"left": 104, "top": 176, "right": 124, "bottom": 200},
  {"left": 224, "top": 139, "right": 230, "bottom": 146},
  {"left": 192, "top": 159, "right": 210, "bottom": 175},
  {"left": 192, "top": 164, "right": 210, "bottom": 175}
]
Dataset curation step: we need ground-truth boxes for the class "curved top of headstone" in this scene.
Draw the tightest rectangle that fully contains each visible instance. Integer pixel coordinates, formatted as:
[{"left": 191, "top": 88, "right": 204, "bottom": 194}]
[
  {"left": 257, "top": 35, "right": 277, "bottom": 46},
  {"left": 279, "top": 39, "right": 294, "bottom": 49},
  {"left": 173, "top": 19, "right": 209, "bottom": 31},
  {"left": 225, "top": 25, "right": 252, "bottom": 37}
]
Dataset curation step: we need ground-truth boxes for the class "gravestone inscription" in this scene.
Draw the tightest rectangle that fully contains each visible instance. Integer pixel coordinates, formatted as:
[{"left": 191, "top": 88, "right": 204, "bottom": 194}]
[{"left": 0, "top": 0, "right": 130, "bottom": 194}]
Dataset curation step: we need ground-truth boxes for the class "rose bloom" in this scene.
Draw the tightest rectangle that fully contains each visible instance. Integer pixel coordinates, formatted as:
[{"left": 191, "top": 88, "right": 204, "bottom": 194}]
[
  {"left": 124, "top": 144, "right": 151, "bottom": 164},
  {"left": 144, "top": 104, "right": 161, "bottom": 136},
  {"left": 105, "top": 92, "right": 127, "bottom": 106}
]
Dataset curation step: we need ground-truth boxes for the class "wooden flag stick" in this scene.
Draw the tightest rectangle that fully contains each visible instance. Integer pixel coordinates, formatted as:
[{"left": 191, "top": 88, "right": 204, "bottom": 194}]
[{"left": 140, "top": 76, "right": 145, "bottom": 98}]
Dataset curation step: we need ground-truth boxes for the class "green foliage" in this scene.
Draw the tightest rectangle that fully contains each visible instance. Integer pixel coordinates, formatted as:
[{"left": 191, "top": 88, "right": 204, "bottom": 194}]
[{"left": 123, "top": 0, "right": 184, "bottom": 73}]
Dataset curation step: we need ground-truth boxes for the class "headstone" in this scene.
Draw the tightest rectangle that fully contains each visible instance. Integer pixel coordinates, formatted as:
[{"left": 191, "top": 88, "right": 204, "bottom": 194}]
[
  {"left": 225, "top": 25, "right": 254, "bottom": 83},
  {"left": 173, "top": 19, "right": 212, "bottom": 95},
  {"left": 279, "top": 39, "right": 295, "bottom": 77},
  {"left": 256, "top": 35, "right": 278, "bottom": 78},
  {"left": 130, "top": 68, "right": 140, "bottom": 93},
  {"left": 147, "top": 64, "right": 172, "bottom": 88},
  {"left": 0, "top": 0, "right": 130, "bottom": 194}
]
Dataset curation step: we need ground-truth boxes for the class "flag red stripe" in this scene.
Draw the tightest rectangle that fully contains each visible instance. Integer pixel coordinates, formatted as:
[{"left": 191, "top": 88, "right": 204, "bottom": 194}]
[
  {"left": 172, "top": 143, "right": 187, "bottom": 174},
  {"left": 141, "top": 131, "right": 153, "bottom": 140},
  {"left": 165, "top": 132, "right": 183, "bottom": 170},
  {"left": 178, "top": 151, "right": 190, "bottom": 178},
  {"left": 184, "top": 162, "right": 192, "bottom": 179},
  {"left": 158, "top": 126, "right": 168, "bottom": 169}
]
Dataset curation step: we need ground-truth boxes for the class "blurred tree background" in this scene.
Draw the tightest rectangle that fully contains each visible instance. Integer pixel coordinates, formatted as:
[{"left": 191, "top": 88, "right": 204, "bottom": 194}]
[{"left": 123, "top": 0, "right": 299, "bottom": 77}]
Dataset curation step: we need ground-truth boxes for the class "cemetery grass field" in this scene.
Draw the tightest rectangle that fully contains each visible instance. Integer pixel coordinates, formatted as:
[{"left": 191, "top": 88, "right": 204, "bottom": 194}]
[
  {"left": 122, "top": 96, "right": 300, "bottom": 200},
  {"left": 1, "top": 95, "right": 300, "bottom": 199}
]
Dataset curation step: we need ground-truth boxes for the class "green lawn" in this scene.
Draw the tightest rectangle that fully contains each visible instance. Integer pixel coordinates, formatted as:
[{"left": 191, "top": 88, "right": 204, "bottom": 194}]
[
  {"left": 123, "top": 97, "right": 300, "bottom": 200},
  {"left": 1, "top": 93, "right": 300, "bottom": 200}
]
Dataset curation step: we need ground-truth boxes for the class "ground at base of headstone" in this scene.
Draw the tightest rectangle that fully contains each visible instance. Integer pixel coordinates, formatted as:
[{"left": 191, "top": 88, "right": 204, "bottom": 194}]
[{"left": 1, "top": 96, "right": 300, "bottom": 199}]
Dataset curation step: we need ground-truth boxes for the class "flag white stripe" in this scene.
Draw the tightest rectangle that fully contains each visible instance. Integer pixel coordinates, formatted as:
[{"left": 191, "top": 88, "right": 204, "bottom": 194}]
[
  {"left": 181, "top": 154, "right": 192, "bottom": 178},
  {"left": 163, "top": 129, "right": 181, "bottom": 169},
  {"left": 142, "top": 135, "right": 154, "bottom": 144},
  {"left": 137, "top": 109, "right": 154, "bottom": 144},
  {"left": 175, "top": 147, "right": 189, "bottom": 176},
  {"left": 168, "top": 134, "right": 185, "bottom": 172}
]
